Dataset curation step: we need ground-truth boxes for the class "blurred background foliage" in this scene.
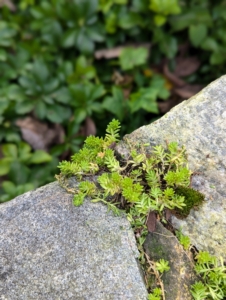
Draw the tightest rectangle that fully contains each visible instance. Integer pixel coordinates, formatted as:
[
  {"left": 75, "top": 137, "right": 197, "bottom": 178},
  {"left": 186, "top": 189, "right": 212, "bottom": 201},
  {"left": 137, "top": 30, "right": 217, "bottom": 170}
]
[{"left": 1, "top": 0, "right": 226, "bottom": 202}]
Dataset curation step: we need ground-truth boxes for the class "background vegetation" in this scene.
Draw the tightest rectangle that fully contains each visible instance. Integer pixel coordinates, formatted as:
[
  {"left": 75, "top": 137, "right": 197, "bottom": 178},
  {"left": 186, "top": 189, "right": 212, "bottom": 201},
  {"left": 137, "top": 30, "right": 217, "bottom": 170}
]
[{"left": 1, "top": 0, "right": 226, "bottom": 202}]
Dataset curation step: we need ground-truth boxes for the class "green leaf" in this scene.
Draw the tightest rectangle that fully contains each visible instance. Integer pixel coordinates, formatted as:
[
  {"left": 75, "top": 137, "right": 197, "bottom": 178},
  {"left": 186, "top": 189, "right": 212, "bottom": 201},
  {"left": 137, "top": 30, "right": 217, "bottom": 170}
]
[
  {"left": 75, "top": 0, "right": 99, "bottom": 17},
  {"left": 89, "top": 84, "right": 106, "bottom": 101},
  {"left": 149, "top": 0, "right": 181, "bottom": 15},
  {"left": 8, "top": 161, "right": 30, "bottom": 184},
  {"left": 42, "top": 96, "right": 54, "bottom": 104},
  {"left": 154, "top": 14, "right": 167, "bottom": 26},
  {"left": 15, "top": 101, "right": 34, "bottom": 114},
  {"left": 19, "top": 76, "right": 35, "bottom": 90},
  {"left": 2, "top": 144, "right": 17, "bottom": 159},
  {"left": 0, "top": 24, "right": 17, "bottom": 47},
  {"left": 105, "top": 12, "right": 117, "bottom": 33},
  {"left": 77, "top": 31, "right": 95, "bottom": 54},
  {"left": 159, "top": 35, "right": 177, "bottom": 59},
  {"left": 189, "top": 24, "right": 207, "bottom": 47},
  {"left": 151, "top": 75, "right": 170, "bottom": 100},
  {"left": 99, "top": 0, "right": 113, "bottom": 13},
  {"left": 18, "top": 183, "right": 34, "bottom": 194},
  {"left": 46, "top": 104, "right": 71, "bottom": 123},
  {"left": 62, "top": 29, "right": 78, "bottom": 48},
  {"left": 118, "top": 11, "right": 144, "bottom": 29},
  {"left": 18, "top": 142, "right": 32, "bottom": 162},
  {"left": 129, "top": 87, "right": 159, "bottom": 113},
  {"left": 201, "top": 37, "right": 219, "bottom": 52},
  {"left": 35, "top": 101, "right": 47, "bottom": 119},
  {"left": 8, "top": 85, "right": 25, "bottom": 101},
  {"left": 119, "top": 47, "right": 148, "bottom": 70},
  {"left": 210, "top": 50, "right": 226, "bottom": 65},
  {"left": 170, "top": 9, "right": 212, "bottom": 31},
  {"left": 74, "top": 108, "right": 87, "bottom": 124},
  {"left": 0, "top": 49, "right": 7, "bottom": 61},
  {"left": 5, "top": 133, "right": 21, "bottom": 143},
  {"left": 0, "top": 159, "right": 11, "bottom": 175},
  {"left": 29, "top": 150, "right": 52, "bottom": 164},
  {"left": 43, "top": 78, "right": 59, "bottom": 93},
  {"left": 102, "top": 87, "right": 127, "bottom": 120},
  {"left": 99, "top": 0, "right": 128, "bottom": 13},
  {"left": 86, "top": 27, "right": 104, "bottom": 42},
  {"left": 2, "top": 181, "right": 16, "bottom": 195},
  {"left": 54, "top": 87, "right": 71, "bottom": 104},
  {"left": 72, "top": 55, "right": 96, "bottom": 82},
  {"left": 32, "top": 59, "right": 49, "bottom": 82},
  {"left": 69, "top": 84, "right": 87, "bottom": 105},
  {"left": 0, "top": 101, "right": 9, "bottom": 115}
]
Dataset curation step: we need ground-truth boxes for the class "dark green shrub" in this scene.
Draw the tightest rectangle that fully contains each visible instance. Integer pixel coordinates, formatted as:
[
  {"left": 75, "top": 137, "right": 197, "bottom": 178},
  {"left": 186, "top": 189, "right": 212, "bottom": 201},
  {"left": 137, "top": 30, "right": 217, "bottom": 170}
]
[{"left": 0, "top": 0, "right": 225, "bottom": 201}]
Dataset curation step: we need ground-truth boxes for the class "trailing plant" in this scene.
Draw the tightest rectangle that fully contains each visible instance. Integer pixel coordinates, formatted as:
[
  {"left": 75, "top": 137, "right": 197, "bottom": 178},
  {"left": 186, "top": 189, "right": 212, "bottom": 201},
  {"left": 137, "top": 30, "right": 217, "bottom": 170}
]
[
  {"left": 146, "top": 258, "right": 170, "bottom": 300},
  {"left": 176, "top": 231, "right": 226, "bottom": 300},
  {"left": 57, "top": 119, "right": 203, "bottom": 218},
  {"left": 176, "top": 229, "right": 191, "bottom": 251},
  {"left": 56, "top": 119, "right": 205, "bottom": 297},
  {"left": 191, "top": 251, "right": 226, "bottom": 300}
]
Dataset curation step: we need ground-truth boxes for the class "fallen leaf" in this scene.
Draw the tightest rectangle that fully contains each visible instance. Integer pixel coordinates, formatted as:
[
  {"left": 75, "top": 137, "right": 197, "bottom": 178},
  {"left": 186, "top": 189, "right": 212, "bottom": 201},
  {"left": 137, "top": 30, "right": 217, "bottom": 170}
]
[
  {"left": 112, "top": 71, "right": 133, "bottom": 86},
  {"left": 146, "top": 211, "right": 157, "bottom": 232},
  {"left": 16, "top": 117, "right": 64, "bottom": 150},
  {"left": 174, "top": 84, "right": 203, "bottom": 99},
  {"left": 163, "top": 64, "right": 186, "bottom": 87},
  {"left": 83, "top": 117, "right": 96, "bottom": 137},
  {"left": 165, "top": 208, "right": 171, "bottom": 222},
  {"left": 0, "top": 0, "right": 16, "bottom": 11},
  {"left": 95, "top": 43, "right": 151, "bottom": 59},
  {"left": 111, "top": 71, "right": 133, "bottom": 99},
  {"left": 158, "top": 96, "right": 182, "bottom": 113},
  {"left": 174, "top": 56, "right": 200, "bottom": 77}
]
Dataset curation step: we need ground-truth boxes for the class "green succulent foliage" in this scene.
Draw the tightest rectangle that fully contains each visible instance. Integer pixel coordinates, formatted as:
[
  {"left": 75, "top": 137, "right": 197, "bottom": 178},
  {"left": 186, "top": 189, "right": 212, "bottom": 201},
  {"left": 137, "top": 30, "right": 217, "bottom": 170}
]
[
  {"left": 73, "top": 192, "right": 85, "bottom": 206},
  {"left": 57, "top": 119, "right": 203, "bottom": 231},
  {"left": 176, "top": 230, "right": 191, "bottom": 250},
  {"left": 56, "top": 120, "right": 210, "bottom": 299},
  {"left": 155, "top": 259, "right": 170, "bottom": 274},
  {"left": 148, "top": 287, "right": 162, "bottom": 300},
  {"left": 191, "top": 252, "right": 226, "bottom": 300}
]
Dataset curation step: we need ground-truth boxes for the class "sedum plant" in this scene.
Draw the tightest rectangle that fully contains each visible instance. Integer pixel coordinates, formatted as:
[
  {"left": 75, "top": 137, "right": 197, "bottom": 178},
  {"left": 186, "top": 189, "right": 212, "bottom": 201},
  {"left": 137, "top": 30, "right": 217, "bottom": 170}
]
[
  {"left": 56, "top": 119, "right": 207, "bottom": 299},
  {"left": 57, "top": 119, "right": 203, "bottom": 232},
  {"left": 191, "top": 252, "right": 226, "bottom": 300}
]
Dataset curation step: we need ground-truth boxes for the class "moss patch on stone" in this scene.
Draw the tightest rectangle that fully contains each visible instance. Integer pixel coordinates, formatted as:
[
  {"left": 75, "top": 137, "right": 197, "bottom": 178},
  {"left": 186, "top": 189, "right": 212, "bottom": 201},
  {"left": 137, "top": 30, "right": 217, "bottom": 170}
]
[{"left": 174, "top": 186, "right": 205, "bottom": 218}]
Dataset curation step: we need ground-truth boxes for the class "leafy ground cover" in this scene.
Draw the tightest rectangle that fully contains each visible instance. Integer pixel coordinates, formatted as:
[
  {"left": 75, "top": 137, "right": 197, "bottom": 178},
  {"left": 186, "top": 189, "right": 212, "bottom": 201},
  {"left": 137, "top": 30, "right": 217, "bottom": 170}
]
[
  {"left": 1, "top": 0, "right": 226, "bottom": 201},
  {"left": 56, "top": 119, "right": 225, "bottom": 300}
]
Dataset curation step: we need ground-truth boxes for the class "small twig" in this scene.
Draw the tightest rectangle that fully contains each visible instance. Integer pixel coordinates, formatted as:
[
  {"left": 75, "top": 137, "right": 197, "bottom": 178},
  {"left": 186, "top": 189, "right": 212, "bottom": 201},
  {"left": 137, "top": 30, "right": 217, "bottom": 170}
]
[{"left": 144, "top": 252, "right": 166, "bottom": 300}]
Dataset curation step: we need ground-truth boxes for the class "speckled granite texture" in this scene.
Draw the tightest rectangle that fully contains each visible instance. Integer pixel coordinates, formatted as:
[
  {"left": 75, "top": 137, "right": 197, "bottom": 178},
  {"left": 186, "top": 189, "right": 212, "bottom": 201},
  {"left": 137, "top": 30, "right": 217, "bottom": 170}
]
[
  {"left": 0, "top": 182, "right": 147, "bottom": 300},
  {"left": 116, "top": 75, "right": 226, "bottom": 259}
]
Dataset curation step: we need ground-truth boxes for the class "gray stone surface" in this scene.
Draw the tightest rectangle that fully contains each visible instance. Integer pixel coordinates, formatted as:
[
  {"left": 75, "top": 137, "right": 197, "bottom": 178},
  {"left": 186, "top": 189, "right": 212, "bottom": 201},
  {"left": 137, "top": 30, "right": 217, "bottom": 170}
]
[
  {"left": 0, "top": 181, "right": 147, "bottom": 300},
  {"left": 144, "top": 221, "right": 197, "bottom": 300},
  {"left": 116, "top": 75, "right": 226, "bottom": 259}
]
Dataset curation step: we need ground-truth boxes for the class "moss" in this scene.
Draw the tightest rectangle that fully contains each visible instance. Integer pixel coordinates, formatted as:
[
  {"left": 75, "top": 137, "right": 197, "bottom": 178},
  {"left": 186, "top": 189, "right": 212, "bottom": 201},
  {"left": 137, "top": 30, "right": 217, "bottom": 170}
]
[{"left": 174, "top": 186, "right": 205, "bottom": 218}]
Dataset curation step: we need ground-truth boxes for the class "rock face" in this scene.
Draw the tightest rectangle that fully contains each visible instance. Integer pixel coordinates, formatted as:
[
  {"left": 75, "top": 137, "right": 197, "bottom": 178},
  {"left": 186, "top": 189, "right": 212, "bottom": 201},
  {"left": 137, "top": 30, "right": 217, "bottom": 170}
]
[
  {"left": 0, "top": 182, "right": 147, "bottom": 299},
  {"left": 144, "top": 222, "right": 198, "bottom": 300},
  {"left": 116, "top": 75, "right": 226, "bottom": 259}
]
